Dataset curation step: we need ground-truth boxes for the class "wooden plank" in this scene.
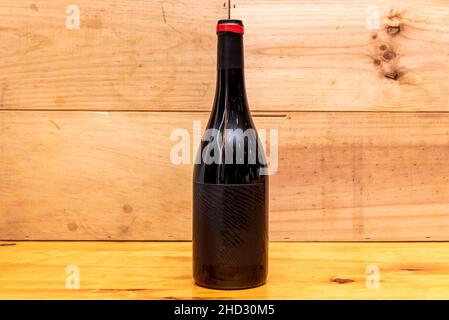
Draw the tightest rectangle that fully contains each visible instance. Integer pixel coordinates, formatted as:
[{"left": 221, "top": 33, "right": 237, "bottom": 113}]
[
  {"left": 1, "top": 241, "right": 449, "bottom": 299},
  {"left": 231, "top": 0, "right": 449, "bottom": 111},
  {"left": 0, "top": 111, "right": 200, "bottom": 240},
  {"left": 3, "top": 1, "right": 449, "bottom": 112},
  {"left": 0, "top": 0, "right": 227, "bottom": 111},
  {"left": 1, "top": 111, "right": 449, "bottom": 241}
]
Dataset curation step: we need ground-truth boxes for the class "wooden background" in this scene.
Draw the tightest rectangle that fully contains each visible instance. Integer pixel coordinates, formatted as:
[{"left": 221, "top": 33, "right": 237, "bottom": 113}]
[{"left": 1, "top": 0, "right": 449, "bottom": 241}]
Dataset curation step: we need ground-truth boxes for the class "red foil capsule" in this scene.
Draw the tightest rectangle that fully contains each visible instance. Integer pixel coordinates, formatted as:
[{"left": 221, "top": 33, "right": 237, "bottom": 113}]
[{"left": 216, "top": 22, "right": 244, "bottom": 34}]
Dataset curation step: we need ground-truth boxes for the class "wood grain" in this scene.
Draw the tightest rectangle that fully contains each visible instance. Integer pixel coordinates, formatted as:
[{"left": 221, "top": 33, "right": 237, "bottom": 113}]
[
  {"left": 2, "top": 1, "right": 449, "bottom": 111},
  {"left": 2, "top": 111, "right": 449, "bottom": 241},
  {"left": 232, "top": 0, "right": 449, "bottom": 111},
  {"left": 1, "top": 241, "right": 449, "bottom": 299},
  {"left": 0, "top": 0, "right": 227, "bottom": 111}
]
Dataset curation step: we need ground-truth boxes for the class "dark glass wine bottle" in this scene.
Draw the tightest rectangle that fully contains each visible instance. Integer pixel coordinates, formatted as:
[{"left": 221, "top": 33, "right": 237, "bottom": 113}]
[{"left": 193, "top": 19, "right": 268, "bottom": 290}]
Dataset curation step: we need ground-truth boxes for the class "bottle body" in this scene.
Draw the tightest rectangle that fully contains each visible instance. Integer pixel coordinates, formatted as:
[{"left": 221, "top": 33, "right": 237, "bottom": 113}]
[
  {"left": 192, "top": 20, "right": 268, "bottom": 289},
  {"left": 193, "top": 179, "right": 268, "bottom": 289}
]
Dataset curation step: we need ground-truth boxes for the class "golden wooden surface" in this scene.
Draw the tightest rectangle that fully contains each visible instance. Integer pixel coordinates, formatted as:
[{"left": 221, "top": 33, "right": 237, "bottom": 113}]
[
  {"left": 2, "top": 111, "right": 449, "bottom": 241},
  {"left": 0, "top": 0, "right": 226, "bottom": 111},
  {"left": 233, "top": 0, "right": 449, "bottom": 111},
  {"left": 1, "top": 241, "right": 449, "bottom": 299}
]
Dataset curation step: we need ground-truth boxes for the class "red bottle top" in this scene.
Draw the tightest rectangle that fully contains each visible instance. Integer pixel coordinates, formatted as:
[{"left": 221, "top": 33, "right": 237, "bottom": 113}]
[{"left": 216, "top": 19, "right": 244, "bottom": 34}]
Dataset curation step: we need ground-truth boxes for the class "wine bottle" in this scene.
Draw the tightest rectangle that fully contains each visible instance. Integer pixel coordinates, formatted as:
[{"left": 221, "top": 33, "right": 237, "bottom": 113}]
[{"left": 193, "top": 19, "right": 268, "bottom": 290}]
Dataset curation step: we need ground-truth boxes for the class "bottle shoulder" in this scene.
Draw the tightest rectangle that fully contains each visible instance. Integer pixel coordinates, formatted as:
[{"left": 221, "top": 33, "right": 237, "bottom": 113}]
[{"left": 198, "top": 67, "right": 266, "bottom": 184}]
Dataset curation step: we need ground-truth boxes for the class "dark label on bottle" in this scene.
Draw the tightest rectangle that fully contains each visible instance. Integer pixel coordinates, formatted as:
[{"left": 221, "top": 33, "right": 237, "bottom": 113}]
[{"left": 193, "top": 182, "right": 268, "bottom": 267}]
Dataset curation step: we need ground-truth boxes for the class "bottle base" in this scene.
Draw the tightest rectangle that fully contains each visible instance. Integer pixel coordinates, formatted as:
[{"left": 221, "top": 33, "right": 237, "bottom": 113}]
[
  {"left": 194, "top": 264, "right": 267, "bottom": 290},
  {"left": 195, "top": 280, "right": 266, "bottom": 290}
]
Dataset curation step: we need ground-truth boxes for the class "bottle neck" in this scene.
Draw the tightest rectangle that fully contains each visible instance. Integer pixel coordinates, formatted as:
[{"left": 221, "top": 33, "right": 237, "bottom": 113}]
[
  {"left": 216, "top": 32, "right": 245, "bottom": 103},
  {"left": 217, "top": 32, "right": 244, "bottom": 70},
  {"left": 211, "top": 32, "right": 249, "bottom": 122}
]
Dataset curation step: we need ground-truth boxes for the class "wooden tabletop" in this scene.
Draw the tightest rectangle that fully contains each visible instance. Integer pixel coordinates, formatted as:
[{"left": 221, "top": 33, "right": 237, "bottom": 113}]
[{"left": 1, "top": 241, "right": 448, "bottom": 299}]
